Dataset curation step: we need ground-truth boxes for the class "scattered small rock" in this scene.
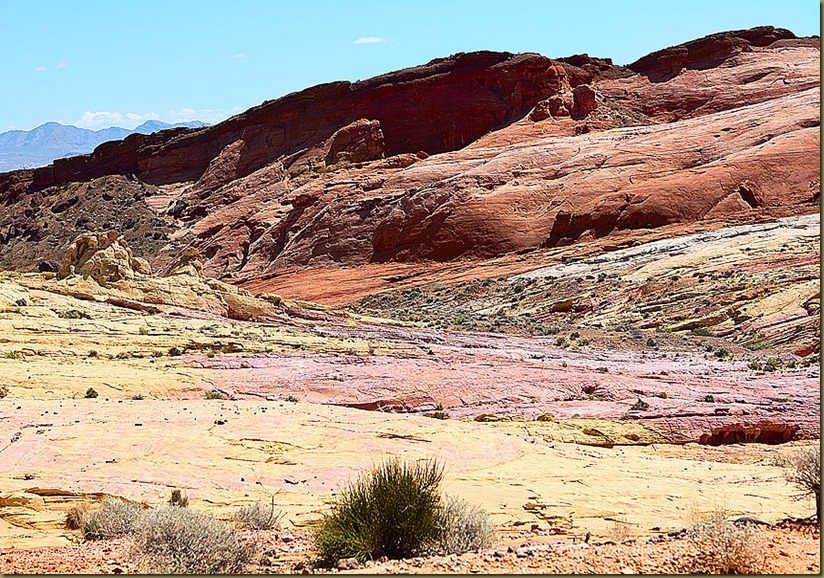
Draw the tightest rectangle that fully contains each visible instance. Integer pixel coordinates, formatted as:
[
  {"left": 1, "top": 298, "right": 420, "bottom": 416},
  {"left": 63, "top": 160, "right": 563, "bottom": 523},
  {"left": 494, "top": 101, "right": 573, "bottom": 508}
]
[{"left": 336, "top": 557, "right": 360, "bottom": 570}]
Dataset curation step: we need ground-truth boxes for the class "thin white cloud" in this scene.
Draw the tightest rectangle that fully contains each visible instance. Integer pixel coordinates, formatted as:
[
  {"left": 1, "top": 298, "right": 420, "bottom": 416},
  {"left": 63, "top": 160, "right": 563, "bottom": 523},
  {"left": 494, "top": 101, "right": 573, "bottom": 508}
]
[
  {"left": 75, "top": 111, "right": 145, "bottom": 129},
  {"left": 56, "top": 62, "right": 67, "bottom": 69},
  {"left": 36, "top": 66, "right": 47, "bottom": 72},
  {"left": 352, "top": 36, "right": 385, "bottom": 45},
  {"left": 230, "top": 53, "right": 247, "bottom": 59},
  {"left": 72, "top": 107, "right": 244, "bottom": 130}
]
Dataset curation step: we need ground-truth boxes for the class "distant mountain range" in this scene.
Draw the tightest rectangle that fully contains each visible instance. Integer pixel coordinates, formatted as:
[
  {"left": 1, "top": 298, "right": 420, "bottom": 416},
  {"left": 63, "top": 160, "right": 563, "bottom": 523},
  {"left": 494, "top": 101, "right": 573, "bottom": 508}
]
[{"left": 0, "top": 120, "right": 210, "bottom": 172}]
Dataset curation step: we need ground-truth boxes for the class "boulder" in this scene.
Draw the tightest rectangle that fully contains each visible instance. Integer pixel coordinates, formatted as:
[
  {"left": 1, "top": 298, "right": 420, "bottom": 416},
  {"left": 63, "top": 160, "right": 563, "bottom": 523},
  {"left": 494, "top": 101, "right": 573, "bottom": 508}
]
[
  {"left": 325, "top": 119, "right": 386, "bottom": 166},
  {"left": 572, "top": 84, "right": 598, "bottom": 118},
  {"left": 57, "top": 231, "right": 152, "bottom": 286}
]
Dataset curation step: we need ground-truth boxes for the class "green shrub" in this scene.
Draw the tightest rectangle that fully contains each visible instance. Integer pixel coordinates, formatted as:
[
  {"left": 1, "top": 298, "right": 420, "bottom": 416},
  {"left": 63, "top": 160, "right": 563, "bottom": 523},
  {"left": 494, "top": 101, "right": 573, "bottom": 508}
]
[
  {"left": 314, "top": 458, "right": 445, "bottom": 565},
  {"left": 168, "top": 346, "right": 183, "bottom": 357},
  {"left": 81, "top": 499, "right": 144, "bottom": 540},
  {"left": 437, "top": 495, "right": 495, "bottom": 554},
  {"left": 59, "top": 309, "right": 91, "bottom": 319},
  {"left": 88, "top": 350, "right": 98, "bottom": 358},
  {"left": 205, "top": 390, "right": 224, "bottom": 400},
  {"left": 134, "top": 506, "right": 252, "bottom": 573},
  {"left": 85, "top": 388, "right": 98, "bottom": 399},
  {"left": 763, "top": 357, "right": 783, "bottom": 372},
  {"left": 235, "top": 498, "right": 282, "bottom": 530},
  {"left": 285, "top": 395, "right": 299, "bottom": 403}
]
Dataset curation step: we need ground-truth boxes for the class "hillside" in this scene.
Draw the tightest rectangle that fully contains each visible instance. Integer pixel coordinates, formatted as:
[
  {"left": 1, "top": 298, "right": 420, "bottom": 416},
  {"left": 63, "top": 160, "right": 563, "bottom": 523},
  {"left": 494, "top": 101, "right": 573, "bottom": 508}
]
[
  {"left": 0, "top": 27, "right": 818, "bottom": 284},
  {"left": 0, "top": 120, "right": 209, "bottom": 172}
]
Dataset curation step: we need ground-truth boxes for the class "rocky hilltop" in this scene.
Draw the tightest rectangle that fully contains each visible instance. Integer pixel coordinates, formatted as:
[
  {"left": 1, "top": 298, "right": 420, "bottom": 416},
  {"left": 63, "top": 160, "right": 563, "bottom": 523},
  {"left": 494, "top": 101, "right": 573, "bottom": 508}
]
[{"left": 0, "top": 26, "right": 818, "bottom": 281}]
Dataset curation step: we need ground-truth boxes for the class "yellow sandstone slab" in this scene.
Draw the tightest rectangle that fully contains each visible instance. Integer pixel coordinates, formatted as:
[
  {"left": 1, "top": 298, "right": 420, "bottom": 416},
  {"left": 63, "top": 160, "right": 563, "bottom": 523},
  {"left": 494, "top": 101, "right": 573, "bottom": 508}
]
[{"left": 0, "top": 399, "right": 813, "bottom": 549}]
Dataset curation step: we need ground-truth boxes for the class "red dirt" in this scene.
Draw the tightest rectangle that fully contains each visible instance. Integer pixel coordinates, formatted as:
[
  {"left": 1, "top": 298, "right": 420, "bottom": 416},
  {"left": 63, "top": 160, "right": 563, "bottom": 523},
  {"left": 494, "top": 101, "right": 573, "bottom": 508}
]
[{"left": 0, "top": 522, "right": 817, "bottom": 574}]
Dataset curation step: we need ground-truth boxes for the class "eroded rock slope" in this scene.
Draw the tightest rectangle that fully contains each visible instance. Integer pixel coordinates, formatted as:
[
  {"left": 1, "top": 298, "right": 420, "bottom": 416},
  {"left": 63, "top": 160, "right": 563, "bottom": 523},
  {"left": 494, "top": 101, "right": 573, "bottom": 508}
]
[{"left": 0, "top": 27, "right": 818, "bottom": 282}]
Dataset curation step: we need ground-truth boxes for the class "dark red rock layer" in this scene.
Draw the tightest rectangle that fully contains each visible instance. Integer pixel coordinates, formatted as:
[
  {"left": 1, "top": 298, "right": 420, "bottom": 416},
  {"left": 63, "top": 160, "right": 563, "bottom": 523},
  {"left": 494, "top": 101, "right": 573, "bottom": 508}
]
[{"left": 8, "top": 52, "right": 574, "bottom": 193}]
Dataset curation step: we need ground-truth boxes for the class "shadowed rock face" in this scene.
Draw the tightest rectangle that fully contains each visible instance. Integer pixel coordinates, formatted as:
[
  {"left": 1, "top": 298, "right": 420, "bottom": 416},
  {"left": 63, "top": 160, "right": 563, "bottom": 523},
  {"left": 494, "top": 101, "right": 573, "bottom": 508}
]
[
  {"left": 699, "top": 422, "right": 800, "bottom": 445},
  {"left": 5, "top": 51, "right": 567, "bottom": 192},
  {"left": 628, "top": 26, "right": 799, "bottom": 81},
  {"left": 0, "top": 27, "right": 818, "bottom": 280}
]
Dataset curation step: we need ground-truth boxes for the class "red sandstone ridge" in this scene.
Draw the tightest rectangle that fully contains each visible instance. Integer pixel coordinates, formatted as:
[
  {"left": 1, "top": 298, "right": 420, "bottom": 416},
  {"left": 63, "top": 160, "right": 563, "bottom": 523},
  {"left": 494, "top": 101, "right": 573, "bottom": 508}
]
[{"left": 0, "top": 27, "right": 819, "bottom": 280}]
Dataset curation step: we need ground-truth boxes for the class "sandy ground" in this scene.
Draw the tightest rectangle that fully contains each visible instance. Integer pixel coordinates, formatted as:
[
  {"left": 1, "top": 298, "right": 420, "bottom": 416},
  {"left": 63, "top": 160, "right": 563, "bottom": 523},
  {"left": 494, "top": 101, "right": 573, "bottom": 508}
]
[{"left": 0, "top": 522, "right": 818, "bottom": 574}]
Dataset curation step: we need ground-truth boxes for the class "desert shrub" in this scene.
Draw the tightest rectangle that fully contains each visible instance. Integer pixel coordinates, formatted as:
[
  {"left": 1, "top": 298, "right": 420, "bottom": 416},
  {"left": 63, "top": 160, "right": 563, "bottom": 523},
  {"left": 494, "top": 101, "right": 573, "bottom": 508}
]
[
  {"left": 783, "top": 446, "right": 820, "bottom": 517},
  {"left": 82, "top": 499, "right": 144, "bottom": 540},
  {"left": 686, "top": 516, "right": 765, "bottom": 574},
  {"left": 437, "top": 495, "right": 495, "bottom": 554},
  {"left": 235, "top": 498, "right": 282, "bottom": 530},
  {"left": 65, "top": 503, "right": 90, "bottom": 530},
  {"left": 314, "top": 458, "right": 445, "bottom": 565},
  {"left": 205, "top": 390, "right": 224, "bottom": 400},
  {"left": 609, "top": 517, "right": 635, "bottom": 543},
  {"left": 285, "top": 395, "right": 299, "bottom": 403},
  {"left": 168, "top": 346, "right": 183, "bottom": 356},
  {"left": 763, "top": 357, "right": 783, "bottom": 372},
  {"left": 85, "top": 387, "right": 98, "bottom": 399},
  {"left": 59, "top": 309, "right": 91, "bottom": 319},
  {"left": 134, "top": 506, "right": 253, "bottom": 573},
  {"left": 169, "top": 489, "right": 189, "bottom": 508}
]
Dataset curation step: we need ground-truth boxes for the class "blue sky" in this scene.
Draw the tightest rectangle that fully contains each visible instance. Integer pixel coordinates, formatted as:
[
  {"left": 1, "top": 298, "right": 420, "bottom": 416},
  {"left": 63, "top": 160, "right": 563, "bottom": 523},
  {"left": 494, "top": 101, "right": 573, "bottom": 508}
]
[{"left": 3, "top": 0, "right": 819, "bottom": 131}]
